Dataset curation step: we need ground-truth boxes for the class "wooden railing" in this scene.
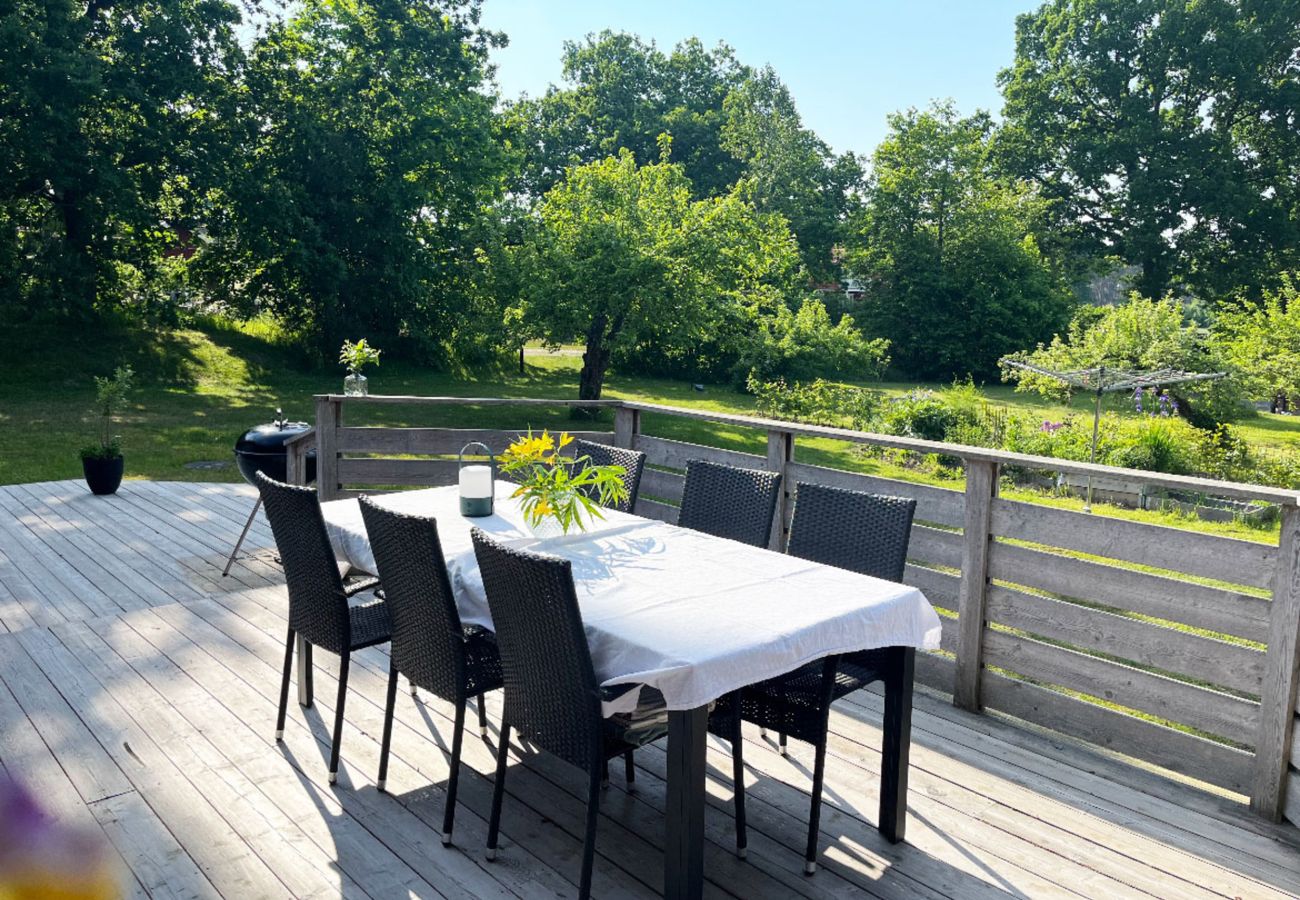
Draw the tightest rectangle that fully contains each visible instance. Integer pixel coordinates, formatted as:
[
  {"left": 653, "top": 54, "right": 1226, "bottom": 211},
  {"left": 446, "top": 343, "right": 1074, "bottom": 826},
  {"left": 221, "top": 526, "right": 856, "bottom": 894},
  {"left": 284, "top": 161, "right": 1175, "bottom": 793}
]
[{"left": 298, "top": 394, "right": 1300, "bottom": 825}]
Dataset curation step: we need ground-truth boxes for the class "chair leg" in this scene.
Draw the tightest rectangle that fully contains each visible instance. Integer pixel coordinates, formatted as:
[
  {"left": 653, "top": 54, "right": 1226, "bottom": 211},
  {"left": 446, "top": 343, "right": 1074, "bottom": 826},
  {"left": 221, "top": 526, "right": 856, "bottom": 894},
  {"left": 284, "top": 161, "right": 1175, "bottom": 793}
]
[
  {"left": 328, "top": 653, "right": 350, "bottom": 785},
  {"left": 477, "top": 692, "right": 488, "bottom": 738},
  {"left": 804, "top": 736, "right": 828, "bottom": 875},
  {"left": 275, "top": 627, "right": 294, "bottom": 741},
  {"left": 730, "top": 698, "right": 747, "bottom": 859},
  {"left": 377, "top": 665, "right": 398, "bottom": 792},
  {"left": 442, "top": 699, "right": 467, "bottom": 846},
  {"left": 486, "top": 722, "right": 511, "bottom": 861},
  {"left": 579, "top": 767, "right": 602, "bottom": 900},
  {"left": 299, "top": 639, "right": 314, "bottom": 708},
  {"left": 780, "top": 732, "right": 788, "bottom": 756},
  {"left": 623, "top": 750, "right": 635, "bottom": 790}
]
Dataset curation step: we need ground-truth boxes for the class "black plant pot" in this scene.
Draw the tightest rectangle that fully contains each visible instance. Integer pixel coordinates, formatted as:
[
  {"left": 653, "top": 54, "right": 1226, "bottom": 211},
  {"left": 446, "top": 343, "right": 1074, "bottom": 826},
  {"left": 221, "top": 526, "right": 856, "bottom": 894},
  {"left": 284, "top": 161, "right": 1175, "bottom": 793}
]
[{"left": 82, "top": 455, "right": 125, "bottom": 496}]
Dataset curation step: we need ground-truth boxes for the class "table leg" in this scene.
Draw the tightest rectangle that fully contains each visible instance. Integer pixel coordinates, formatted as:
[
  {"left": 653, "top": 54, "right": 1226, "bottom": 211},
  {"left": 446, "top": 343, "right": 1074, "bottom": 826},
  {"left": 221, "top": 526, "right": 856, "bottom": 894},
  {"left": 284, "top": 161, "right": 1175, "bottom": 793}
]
[
  {"left": 878, "top": 646, "right": 915, "bottom": 843},
  {"left": 664, "top": 704, "right": 708, "bottom": 900}
]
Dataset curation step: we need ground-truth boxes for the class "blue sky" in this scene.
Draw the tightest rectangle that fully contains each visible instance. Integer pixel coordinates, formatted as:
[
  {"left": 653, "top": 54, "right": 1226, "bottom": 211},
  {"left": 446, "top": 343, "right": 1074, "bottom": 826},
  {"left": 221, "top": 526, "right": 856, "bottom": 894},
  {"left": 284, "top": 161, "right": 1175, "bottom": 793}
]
[{"left": 479, "top": 0, "right": 1042, "bottom": 159}]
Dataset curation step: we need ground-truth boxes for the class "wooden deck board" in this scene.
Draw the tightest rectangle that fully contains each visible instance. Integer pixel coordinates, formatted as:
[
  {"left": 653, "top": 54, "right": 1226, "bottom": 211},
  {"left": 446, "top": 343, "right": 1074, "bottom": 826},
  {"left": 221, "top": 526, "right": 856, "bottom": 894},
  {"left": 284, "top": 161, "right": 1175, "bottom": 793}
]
[{"left": 0, "top": 479, "right": 1298, "bottom": 899}]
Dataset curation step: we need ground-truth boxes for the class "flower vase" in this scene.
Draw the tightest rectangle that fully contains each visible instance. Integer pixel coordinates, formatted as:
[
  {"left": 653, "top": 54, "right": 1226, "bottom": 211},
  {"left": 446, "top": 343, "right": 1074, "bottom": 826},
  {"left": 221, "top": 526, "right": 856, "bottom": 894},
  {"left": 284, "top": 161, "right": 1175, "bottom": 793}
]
[
  {"left": 344, "top": 372, "right": 368, "bottom": 397},
  {"left": 528, "top": 516, "right": 567, "bottom": 540}
]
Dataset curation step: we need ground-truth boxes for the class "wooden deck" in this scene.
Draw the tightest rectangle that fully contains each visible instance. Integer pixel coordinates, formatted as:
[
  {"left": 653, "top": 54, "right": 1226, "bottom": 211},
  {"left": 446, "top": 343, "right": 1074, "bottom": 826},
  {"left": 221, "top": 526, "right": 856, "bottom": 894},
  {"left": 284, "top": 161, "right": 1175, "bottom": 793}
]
[{"left": 1, "top": 480, "right": 1299, "bottom": 899}]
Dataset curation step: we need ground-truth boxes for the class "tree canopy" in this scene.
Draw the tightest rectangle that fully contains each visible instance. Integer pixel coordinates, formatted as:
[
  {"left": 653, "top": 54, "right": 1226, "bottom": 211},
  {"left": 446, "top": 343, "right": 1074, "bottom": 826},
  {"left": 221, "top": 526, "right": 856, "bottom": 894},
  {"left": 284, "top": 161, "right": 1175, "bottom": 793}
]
[
  {"left": 846, "top": 102, "right": 1074, "bottom": 379},
  {"left": 998, "top": 0, "right": 1300, "bottom": 301}
]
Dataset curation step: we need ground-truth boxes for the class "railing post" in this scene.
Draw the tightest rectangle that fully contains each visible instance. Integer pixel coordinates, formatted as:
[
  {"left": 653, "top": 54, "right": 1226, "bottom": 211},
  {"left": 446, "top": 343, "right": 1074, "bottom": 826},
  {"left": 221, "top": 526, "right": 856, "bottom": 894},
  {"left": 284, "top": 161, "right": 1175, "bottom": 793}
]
[
  {"left": 285, "top": 429, "right": 315, "bottom": 487},
  {"left": 614, "top": 405, "right": 640, "bottom": 449},
  {"left": 314, "top": 396, "right": 341, "bottom": 502},
  {"left": 1252, "top": 502, "right": 1300, "bottom": 820},
  {"left": 954, "top": 459, "right": 998, "bottom": 711},
  {"left": 766, "top": 428, "right": 794, "bottom": 552}
]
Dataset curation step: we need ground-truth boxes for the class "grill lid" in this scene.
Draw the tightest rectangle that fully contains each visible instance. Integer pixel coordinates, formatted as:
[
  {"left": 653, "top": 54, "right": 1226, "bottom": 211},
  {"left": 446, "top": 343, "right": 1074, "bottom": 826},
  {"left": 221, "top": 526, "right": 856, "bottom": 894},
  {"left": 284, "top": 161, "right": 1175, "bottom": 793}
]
[{"left": 235, "top": 408, "right": 312, "bottom": 455}]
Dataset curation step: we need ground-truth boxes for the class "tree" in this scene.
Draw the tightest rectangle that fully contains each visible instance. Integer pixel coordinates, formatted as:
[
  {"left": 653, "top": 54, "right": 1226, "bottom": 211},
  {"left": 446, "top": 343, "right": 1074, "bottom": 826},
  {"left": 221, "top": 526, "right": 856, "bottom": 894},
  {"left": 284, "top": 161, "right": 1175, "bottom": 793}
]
[
  {"left": 998, "top": 0, "right": 1300, "bottom": 301},
  {"left": 504, "top": 32, "right": 747, "bottom": 199},
  {"left": 847, "top": 102, "right": 1074, "bottom": 379},
  {"left": 515, "top": 151, "right": 818, "bottom": 401},
  {"left": 721, "top": 67, "right": 864, "bottom": 281},
  {"left": 0, "top": 0, "right": 247, "bottom": 322},
  {"left": 199, "top": 0, "right": 508, "bottom": 358},
  {"left": 1214, "top": 274, "right": 1300, "bottom": 403}
]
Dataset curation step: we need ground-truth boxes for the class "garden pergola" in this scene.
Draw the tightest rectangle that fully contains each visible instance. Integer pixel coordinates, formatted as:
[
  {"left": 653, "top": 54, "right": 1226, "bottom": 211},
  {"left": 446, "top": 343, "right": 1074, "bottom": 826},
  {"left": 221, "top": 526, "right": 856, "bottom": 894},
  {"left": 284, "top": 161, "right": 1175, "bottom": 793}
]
[{"left": 999, "top": 359, "right": 1226, "bottom": 511}]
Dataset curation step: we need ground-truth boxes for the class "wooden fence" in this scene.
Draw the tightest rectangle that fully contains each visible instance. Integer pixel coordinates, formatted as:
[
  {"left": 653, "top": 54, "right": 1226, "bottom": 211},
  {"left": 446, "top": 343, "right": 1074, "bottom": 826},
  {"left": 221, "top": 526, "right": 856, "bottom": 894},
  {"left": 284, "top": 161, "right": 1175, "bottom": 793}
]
[{"left": 287, "top": 394, "right": 1300, "bottom": 826}]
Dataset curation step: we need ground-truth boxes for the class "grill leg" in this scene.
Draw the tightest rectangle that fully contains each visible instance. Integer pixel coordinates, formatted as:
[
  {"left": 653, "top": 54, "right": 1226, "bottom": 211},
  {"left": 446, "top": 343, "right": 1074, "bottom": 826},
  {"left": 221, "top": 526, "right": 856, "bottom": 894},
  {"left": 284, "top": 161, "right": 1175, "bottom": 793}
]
[
  {"left": 377, "top": 665, "right": 398, "bottom": 792},
  {"left": 328, "top": 653, "right": 350, "bottom": 785},
  {"left": 222, "top": 497, "right": 261, "bottom": 577},
  {"left": 442, "top": 699, "right": 467, "bottom": 846},
  {"left": 486, "top": 722, "right": 512, "bottom": 860},
  {"left": 275, "top": 627, "right": 294, "bottom": 741}
]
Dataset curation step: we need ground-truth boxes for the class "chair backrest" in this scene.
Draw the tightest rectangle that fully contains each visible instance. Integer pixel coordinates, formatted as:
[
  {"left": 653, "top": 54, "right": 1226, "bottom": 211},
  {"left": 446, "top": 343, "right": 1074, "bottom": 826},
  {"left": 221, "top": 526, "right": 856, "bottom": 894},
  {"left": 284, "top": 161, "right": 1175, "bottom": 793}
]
[
  {"left": 572, "top": 439, "right": 646, "bottom": 514},
  {"left": 786, "top": 482, "right": 916, "bottom": 583},
  {"left": 470, "top": 528, "right": 604, "bottom": 773},
  {"left": 359, "top": 498, "right": 467, "bottom": 700},
  {"left": 255, "top": 472, "right": 350, "bottom": 653},
  {"left": 677, "top": 459, "right": 782, "bottom": 548}
]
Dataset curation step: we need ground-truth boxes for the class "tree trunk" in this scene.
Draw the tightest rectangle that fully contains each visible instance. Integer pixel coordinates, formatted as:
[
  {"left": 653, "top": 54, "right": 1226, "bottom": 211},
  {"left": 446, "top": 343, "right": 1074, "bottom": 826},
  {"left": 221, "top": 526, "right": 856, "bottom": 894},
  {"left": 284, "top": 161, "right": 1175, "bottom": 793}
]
[{"left": 576, "top": 316, "right": 612, "bottom": 421}]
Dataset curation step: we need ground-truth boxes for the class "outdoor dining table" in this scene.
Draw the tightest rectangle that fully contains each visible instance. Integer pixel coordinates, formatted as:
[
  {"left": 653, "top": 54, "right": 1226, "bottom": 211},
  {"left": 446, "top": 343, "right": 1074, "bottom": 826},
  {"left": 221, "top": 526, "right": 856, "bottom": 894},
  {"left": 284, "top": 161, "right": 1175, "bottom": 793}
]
[{"left": 321, "top": 483, "right": 942, "bottom": 900}]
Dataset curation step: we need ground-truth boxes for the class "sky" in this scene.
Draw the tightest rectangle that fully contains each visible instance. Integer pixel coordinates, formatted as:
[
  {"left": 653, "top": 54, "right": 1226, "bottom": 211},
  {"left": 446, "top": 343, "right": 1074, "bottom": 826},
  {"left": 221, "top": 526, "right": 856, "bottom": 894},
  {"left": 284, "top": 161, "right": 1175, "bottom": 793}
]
[{"left": 479, "top": 0, "right": 1043, "bottom": 159}]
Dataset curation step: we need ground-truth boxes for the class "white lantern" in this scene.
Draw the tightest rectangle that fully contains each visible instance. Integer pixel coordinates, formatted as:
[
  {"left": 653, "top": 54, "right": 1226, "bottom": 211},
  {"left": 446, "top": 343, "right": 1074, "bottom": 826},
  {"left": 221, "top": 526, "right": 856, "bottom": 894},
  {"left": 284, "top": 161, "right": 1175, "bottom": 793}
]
[{"left": 458, "top": 442, "right": 494, "bottom": 517}]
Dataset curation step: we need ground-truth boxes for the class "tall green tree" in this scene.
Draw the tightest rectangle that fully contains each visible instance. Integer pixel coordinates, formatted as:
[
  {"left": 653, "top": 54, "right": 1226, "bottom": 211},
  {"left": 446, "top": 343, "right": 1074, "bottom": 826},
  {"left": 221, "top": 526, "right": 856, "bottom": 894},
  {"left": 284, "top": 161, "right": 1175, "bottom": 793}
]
[
  {"left": 201, "top": 0, "right": 509, "bottom": 358},
  {"left": 0, "top": 0, "right": 246, "bottom": 322},
  {"left": 1213, "top": 274, "right": 1300, "bottom": 403},
  {"left": 504, "top": 32, "right": 747, "bottom": 200},
  {"left": 515, "top": 151, "right": 821, "bottom": 401},
  {"left": 998, "top": 0, "right": 1300, "bottom": 301},
  {"left": 721, "top": 67, "right": 864, "bottom": 281},
  {"left": 848, "top": 102, "right": 1074, "bottom": 379}
]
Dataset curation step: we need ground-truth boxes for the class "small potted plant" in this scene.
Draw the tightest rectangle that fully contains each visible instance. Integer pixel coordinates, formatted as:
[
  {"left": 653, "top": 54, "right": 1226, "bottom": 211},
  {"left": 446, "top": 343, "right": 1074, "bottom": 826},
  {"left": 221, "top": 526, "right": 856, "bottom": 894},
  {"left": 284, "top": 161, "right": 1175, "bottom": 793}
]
[
  {"left": 498, "top": 430, "right": 629, "bottom": 537},
  {"left": 79, "top": 365, "right": 134, "bottom": 496},
  {"left": 339, "top": 338, "right": 381, "bottom": 396}
]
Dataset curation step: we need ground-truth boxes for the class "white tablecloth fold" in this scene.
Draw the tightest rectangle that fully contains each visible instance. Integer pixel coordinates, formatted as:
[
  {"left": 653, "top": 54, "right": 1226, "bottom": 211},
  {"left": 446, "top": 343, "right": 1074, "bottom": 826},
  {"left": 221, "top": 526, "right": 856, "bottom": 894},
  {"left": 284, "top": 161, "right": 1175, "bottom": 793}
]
[{"left": 322, "top": 486, "right": 942, "bottom": 714}]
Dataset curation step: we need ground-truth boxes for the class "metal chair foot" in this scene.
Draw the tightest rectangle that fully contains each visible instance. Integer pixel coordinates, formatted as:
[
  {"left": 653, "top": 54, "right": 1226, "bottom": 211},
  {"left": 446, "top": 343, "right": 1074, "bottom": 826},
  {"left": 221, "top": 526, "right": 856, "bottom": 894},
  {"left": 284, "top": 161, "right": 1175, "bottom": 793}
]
[
  {"left": 485, "top": 848, "right": 498, "bottom": 861},
  {"left": 328, "top": 772, "right": 338, "bottom": 785},
  {"left": 411, "top": 685, "right": 418, "bottom": 698},
  {"left": 441, "top": 832, "right": 452, "bottom": 847},
  {"left": 737, "top": 846, "right": 747, "bottom": 860},
  {"left": 479, "top": 725, "right": 488, "bottom": 739},
  {"left": 377, "top": 779, "right": 386, "bottom": 792},
  {"left": 275, "top": 729, "right": 283, "bottom": 741},
  {"left": 804, "top": 860, "right": 817, "bottom": 876}
]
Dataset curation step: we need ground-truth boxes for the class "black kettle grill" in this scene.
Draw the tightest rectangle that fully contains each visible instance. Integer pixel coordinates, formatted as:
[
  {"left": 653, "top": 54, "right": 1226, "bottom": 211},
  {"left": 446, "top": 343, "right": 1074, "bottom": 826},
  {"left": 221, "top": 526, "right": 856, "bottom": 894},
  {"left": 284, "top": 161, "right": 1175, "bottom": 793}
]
[{"left": 225, "top": 409, "right": 317, "bottom": 576}]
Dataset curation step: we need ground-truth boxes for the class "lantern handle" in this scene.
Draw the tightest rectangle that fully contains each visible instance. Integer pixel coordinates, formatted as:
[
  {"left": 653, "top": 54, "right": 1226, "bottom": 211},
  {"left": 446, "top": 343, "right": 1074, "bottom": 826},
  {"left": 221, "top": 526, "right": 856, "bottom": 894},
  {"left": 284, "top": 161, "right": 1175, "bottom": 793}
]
[{"left": 458, "top": 441, "right": 495, "bottom": 470}]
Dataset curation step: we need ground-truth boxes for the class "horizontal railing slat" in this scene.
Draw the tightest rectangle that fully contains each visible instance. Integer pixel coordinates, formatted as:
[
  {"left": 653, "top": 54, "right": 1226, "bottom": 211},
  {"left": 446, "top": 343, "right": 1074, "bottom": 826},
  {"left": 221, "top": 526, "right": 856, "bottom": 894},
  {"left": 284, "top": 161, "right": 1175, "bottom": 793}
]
[
  {"left": 632, "top": 497, "right": 678, "bottom": 524},
  {"left": 916, "top": 651, "right": 955, "bottom": 695},
  {"left": 337, "top": 427, "right": 610, "bottom": 455},
  {"left": 988, "top": 541, "right": 1270, "bottom": 643},
  {"left": 639, "top": 468, "right": 684, "bottom": 504},
  {"left": 985, "top": 585, "right": 1265, "bottom": 695},
  {"left": 785, "top": 462, "right": 965, "bottom": 528},
  {"left": 983, "top": 630, "right": 1260, "bottom": 744},
  {"left": 905, "top": 565, "right": 960, "bottom": 610},
  {"left": 981, "top": 671, "right": 1254, "bottom": 794},
  {"left": 990, "top": 497, "right": 1276, "bottom": 590},
  {"left": 632, "top": 434, "right": 765, "bottom": 472},
  {"left": 330, "top": 394, "right": 622, "bottom": 408},
  {"left": 908, "top": 525, "right": 963, "bottom": 570},
  {"left": 336, "top": 457, "right": 459, "bottom": 487},
  {"left": 1285, "top": 769, "right": 1299, "bottom": 825}
]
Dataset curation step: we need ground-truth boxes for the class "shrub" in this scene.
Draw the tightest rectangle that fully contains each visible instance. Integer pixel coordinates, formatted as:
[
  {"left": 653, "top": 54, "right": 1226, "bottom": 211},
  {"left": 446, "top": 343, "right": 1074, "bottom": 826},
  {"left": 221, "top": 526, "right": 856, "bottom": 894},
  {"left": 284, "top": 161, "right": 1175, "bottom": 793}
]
[
  {"left": 877, "top": 390, "right": 957, "bottom": 442},
  {"left": 747, "top": 375, "right": 881, "bottom": 429}
]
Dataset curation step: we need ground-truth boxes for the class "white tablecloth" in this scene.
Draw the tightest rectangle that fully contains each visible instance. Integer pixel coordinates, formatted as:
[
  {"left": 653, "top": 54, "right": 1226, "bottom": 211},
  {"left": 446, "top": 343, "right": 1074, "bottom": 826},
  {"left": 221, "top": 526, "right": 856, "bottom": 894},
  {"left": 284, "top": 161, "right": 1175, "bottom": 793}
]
[{"left": 322, "top": 485, "right": 942, "bottom": 713}]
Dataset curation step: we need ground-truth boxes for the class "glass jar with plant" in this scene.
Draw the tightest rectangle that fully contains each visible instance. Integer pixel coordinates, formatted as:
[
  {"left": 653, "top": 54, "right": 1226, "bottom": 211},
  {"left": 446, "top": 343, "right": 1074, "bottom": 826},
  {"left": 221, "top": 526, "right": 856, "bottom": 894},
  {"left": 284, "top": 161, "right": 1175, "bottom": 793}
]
[
  {"left": 79, "top": 366, "right": 134, "bottom": 495},
  {"left": 498, "top": 430, "right": 629, "bottom": 537},
  {"left": 339, "top": 339, "right": 381, "bottom": 396}
]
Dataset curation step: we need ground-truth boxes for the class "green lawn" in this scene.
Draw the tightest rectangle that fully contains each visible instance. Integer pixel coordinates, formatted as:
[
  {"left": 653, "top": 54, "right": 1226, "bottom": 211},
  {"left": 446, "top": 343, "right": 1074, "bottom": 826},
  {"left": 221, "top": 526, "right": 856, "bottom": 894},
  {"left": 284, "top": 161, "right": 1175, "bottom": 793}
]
[{"left": 5, "top": 318, "right": 1294, "bottom": 544}]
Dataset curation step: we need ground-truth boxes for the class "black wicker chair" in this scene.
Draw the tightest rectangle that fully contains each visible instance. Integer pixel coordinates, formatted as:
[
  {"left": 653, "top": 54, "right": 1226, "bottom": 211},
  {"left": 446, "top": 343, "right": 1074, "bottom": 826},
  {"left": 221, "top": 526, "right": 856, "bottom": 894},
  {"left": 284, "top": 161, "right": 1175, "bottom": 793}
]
[
  {"left": 255, "top": 472, "right": 390, "bottom": 785},
  {"left": 572, "top": 439, "right": 646, "bottom": 513},
  {"left": 359, "top": 499, "right": 504, "bottom": 845},
  {"left": 676, "top": 459, "right": 782, "bottom": 548},
  {"left": 471, "top": 529, "right": 660, "bottom": 900},
  {"left": 711, "top": 482, "right": 916, "bottom": 873}
]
